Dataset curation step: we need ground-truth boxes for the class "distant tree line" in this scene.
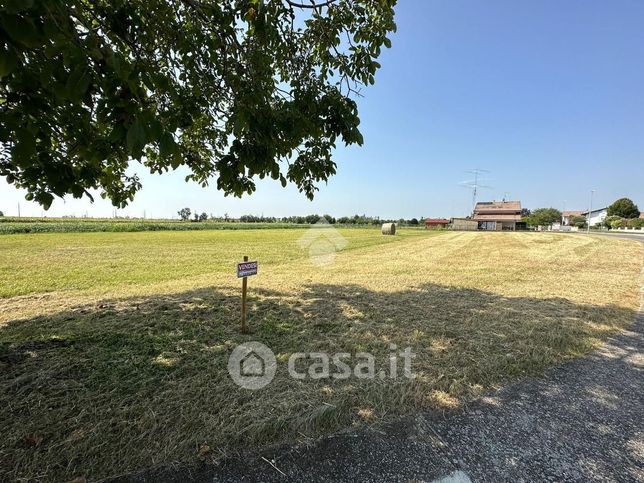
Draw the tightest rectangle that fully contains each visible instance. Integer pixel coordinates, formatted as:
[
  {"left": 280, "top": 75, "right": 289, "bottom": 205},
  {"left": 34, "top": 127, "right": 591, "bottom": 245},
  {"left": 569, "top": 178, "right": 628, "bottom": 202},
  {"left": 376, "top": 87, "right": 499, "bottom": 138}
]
[
  {"left": 177, "top": 208, "right": 208, "bottom": 222},
  {"left": 176, "top": 209, "right": 423, "bottom": 226},
  {"left": 240, "top": 214, "right": 421, "bottom": 225}
]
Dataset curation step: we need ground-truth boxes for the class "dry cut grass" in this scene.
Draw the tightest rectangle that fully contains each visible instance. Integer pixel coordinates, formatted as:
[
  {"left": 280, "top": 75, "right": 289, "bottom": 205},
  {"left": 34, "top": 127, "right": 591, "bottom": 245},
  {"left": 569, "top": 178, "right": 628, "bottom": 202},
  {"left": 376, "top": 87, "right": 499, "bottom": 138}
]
[{"left": 0, "top": 230, "right": 641, "bottom": 481}]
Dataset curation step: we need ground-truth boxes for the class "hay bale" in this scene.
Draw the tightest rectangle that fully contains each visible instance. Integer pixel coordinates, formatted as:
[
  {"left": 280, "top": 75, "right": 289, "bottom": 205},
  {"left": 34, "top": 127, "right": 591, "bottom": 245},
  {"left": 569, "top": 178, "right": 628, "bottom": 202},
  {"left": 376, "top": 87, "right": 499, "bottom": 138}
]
[{"left": 381, "top": 223, "right": 396, "bottom": 235}]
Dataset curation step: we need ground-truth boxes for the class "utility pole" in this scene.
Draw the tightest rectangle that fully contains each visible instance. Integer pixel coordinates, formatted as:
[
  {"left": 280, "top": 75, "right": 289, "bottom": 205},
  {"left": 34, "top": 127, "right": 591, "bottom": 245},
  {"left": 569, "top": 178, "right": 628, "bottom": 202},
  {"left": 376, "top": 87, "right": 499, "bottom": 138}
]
[
  {"left": 472, "top": 170, "right": 479, "bottom": 210},
  {"left": 17, "top": 203, "right": 20, "bottom": 218},
  {"left": 587, "top": 190, "right": 595, "bottom": 233}
]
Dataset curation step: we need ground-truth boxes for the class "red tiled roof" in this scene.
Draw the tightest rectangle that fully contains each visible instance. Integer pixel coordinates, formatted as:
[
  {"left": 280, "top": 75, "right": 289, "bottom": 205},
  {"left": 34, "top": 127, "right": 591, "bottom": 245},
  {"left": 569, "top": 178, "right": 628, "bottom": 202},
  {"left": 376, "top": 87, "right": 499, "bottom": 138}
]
[
  {"left": 562, "top": 211, "right": 583, "bottom": 217},
  {"left": 474, "top": 201, "right": 521, "bottom": 214},
  {"left": 425, "top": 218, "right": 449, "bottom": 224},
  {"left": 640, "top": 212, "right": 644, "bottom": 219}
]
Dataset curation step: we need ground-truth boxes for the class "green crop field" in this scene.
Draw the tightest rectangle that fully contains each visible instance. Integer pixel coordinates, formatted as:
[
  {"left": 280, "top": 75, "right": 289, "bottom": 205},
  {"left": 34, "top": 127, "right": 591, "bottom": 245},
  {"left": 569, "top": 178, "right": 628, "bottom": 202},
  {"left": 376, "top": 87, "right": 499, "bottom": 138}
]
[
  {"left": 0, "top": 216, "right": 315, "bottom": 234},
  {"left": 0, "top": 229, "right": 642, "bottom": 481}
]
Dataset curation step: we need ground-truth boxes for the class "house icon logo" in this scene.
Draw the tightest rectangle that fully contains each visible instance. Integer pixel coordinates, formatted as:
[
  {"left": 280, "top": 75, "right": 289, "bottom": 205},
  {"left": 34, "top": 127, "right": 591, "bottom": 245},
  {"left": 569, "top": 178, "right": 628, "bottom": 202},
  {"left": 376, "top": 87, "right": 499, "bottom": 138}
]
[
  {"left": 240, "top": 350, "right": 265, "bottom": 377},
  {"left": 228, "top": 342, "right": 276, "bottom": 390},
  {"left": 297, "top": 218, "right": 348, "bottom": 266}
]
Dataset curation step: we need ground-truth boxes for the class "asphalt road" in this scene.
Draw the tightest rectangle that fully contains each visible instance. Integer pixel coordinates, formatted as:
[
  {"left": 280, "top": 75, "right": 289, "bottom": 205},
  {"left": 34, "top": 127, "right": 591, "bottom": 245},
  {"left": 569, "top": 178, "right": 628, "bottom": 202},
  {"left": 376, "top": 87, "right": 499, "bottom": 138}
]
[
  {"left": 119, "top": 300, "right": 644, "bottom": 482},
  {"left": 587, "top": 231, "right": 644, "bottom": 243}
]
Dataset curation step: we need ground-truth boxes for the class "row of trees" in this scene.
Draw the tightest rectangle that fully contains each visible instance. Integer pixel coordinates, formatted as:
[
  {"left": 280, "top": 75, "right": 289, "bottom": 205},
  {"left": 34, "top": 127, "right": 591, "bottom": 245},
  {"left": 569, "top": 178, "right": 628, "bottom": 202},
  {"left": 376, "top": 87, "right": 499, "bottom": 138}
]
[
  {"left": 242, "top": 214, "right": 423, "bottom": 225},
  {"left": 604, "top": 216, "right": 644, "bottom": 229},
  {"left": 176, "top": 209, "right": 422, "bottom": 226},
  {"left": 524, "top": 197, "right": 641, "bottom": 229},
  {"left": 177, "top": 208, "right": 208, "bottom": 222}
]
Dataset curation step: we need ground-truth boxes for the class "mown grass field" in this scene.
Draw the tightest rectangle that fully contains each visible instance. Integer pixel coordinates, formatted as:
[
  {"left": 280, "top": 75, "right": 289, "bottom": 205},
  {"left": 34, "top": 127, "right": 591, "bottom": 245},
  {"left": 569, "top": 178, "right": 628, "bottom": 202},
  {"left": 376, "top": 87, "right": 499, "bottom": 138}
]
[{"left": 0, "top": 228, "right": 642, "bottom": 481}]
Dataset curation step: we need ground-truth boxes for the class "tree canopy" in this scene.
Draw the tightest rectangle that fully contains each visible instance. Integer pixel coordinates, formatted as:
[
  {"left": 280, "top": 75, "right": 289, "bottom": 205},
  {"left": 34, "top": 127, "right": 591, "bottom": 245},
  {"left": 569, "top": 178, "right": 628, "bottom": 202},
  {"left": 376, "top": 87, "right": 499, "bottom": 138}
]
[
  {"left": 177, "top": 207, "right": 191, "bottom": 221},
  {"left": 0, "top": 0, "right": 396, "bottom": 208},
  {"left": 607, "top": 198, "right": 640, "bottom": 219},
  {"left": 524, "top": 208, "right": 562, "bottom": 227},
  {"left": 602, "top": 215, "right": 621, "bottom": 229},
  {"left": 571, "top": 216, "right": 587, "bottom": 229}
]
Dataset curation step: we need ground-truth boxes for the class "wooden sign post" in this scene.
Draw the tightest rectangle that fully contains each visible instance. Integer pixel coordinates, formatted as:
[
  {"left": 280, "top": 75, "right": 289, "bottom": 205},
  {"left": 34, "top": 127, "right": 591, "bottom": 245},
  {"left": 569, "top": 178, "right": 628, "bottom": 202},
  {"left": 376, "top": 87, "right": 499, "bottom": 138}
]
[{"left": 237, "top": 256, "right": 258, "bottom": 333}]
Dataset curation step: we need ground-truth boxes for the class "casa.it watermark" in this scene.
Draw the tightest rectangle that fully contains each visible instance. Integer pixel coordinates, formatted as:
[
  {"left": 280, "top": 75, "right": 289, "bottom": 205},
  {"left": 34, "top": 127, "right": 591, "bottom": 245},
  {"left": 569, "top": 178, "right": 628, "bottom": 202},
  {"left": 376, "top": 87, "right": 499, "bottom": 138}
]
[
  {"left": 297, "top": 218, "right": 348, "bottom": 266},
  {"left": 228, "top": 342, "right": 414, "bottom": 390}
]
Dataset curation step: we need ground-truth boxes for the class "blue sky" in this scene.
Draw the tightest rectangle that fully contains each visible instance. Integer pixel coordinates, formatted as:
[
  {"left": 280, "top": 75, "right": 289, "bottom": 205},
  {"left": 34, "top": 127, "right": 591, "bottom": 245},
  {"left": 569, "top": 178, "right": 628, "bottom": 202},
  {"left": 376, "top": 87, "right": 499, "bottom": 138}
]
[{"left": 2, "top": 0, "right": 643, "bottom": 219}]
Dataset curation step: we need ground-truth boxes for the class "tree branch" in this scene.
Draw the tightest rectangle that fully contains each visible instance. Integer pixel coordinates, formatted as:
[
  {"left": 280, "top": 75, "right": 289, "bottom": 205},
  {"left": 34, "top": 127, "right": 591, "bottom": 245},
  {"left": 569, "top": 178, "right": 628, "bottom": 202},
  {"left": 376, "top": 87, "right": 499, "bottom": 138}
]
[{"left": 285, "top": 0, "right": 338, "bottom": 9}]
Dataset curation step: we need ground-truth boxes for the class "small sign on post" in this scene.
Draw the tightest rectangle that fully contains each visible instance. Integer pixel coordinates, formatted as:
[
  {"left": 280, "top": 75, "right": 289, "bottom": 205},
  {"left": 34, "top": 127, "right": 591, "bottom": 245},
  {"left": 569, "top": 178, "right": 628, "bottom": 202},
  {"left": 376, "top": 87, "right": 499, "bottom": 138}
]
[
  {"left": 237, "top": 257, "right": 258, "bottom": 333},
  {"left": 237, "top": 259, "right": 258, "bottom": 278}
]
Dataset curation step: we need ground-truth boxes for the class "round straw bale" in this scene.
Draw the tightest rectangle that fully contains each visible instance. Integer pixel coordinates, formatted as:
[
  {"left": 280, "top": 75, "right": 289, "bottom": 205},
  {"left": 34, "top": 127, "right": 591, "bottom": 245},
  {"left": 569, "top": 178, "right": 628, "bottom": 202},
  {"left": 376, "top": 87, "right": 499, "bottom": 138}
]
[{"left": 381, "top": 223, "right": 396, "bottom": 235}]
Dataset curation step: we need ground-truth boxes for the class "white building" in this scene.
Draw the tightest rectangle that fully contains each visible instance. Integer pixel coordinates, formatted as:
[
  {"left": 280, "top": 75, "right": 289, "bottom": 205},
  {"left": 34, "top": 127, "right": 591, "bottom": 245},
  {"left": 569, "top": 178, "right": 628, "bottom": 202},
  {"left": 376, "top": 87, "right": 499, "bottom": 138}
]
[{"left": 581, "top": 207, "right": 607, "bottom": 227}]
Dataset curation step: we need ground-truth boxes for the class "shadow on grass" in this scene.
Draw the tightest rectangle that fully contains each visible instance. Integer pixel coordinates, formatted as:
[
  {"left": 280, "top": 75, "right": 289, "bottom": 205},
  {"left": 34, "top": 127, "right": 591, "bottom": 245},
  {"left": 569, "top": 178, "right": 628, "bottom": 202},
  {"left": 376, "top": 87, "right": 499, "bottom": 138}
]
[
  {"left": 131, "top": 311, "right": 644, "bottom": 483},
  {"left": 0, "top": 283, "right": 637, "bottom": 482}
]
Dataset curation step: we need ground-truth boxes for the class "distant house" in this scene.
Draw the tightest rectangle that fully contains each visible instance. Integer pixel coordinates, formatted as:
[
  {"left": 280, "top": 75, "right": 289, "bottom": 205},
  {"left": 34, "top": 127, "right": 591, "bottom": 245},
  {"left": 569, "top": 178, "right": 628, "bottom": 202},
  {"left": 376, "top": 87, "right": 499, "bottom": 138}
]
[
  {"left": 581, "top": 207, "right": 607, "bottom": 227},
  {"left": 473, "top": 201, "right": 523, "bottom": 231},
  {"left": 562, "top": 210, "right": 583, "bottom": 226},
  {"left": 640, "top": 212, "right": 644, "bottom": 219},
  {"left": 425, "top": 218, "right": 449, "bottom": 229}
]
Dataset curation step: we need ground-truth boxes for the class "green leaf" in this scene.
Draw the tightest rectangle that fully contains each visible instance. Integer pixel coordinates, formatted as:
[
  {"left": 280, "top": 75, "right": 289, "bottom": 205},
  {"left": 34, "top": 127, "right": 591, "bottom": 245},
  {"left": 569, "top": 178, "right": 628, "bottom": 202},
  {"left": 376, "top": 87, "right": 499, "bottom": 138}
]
[
  {"left": 159, "top": 131, "right": 176, "bottom": 157},
  {"left": 1, "top": 14, "right": 39, "bottom": 47},
  {"left": 148, "top": 119, "right": 163, "bottom": 141},
  {"left": 126, "top": 119, "right": 147, "bottom": 156},
  {"left": 34, "top": 192, "right": 54, "bottom": 210},
  {"left": 3, "top": 0, "right": 34, "bottom": 13},
  {"left": 0, "top": 49, "right": 19, "bottom": 78},
  {"left": 66, "top": 67, "right": 91, "bottom": 100},
  {"left": 170, "top": 153, "right": 182, "bottom": 169},
  {"left": 12, "top": 139, "right": 36, "bottom": 163}
]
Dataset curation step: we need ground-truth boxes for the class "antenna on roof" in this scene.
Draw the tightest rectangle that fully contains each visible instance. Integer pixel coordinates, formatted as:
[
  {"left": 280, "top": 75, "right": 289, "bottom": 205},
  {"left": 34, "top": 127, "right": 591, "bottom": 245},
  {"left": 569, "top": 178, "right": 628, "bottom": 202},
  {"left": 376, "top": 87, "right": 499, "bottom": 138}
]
[{"left": 459, "top": 169, "right": 493, "bottom": 213}]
